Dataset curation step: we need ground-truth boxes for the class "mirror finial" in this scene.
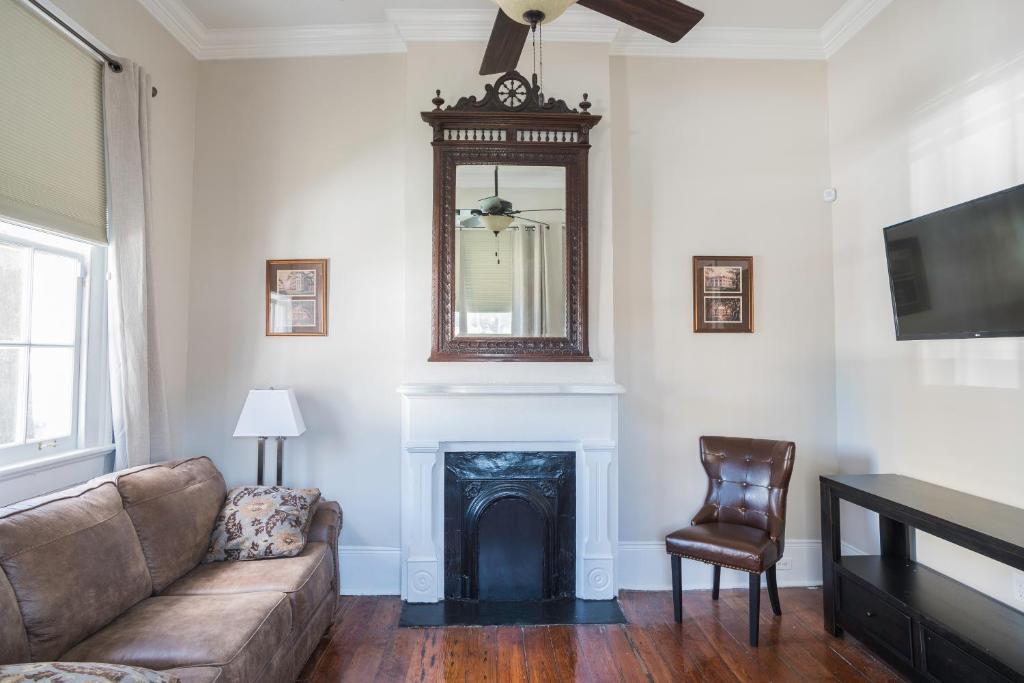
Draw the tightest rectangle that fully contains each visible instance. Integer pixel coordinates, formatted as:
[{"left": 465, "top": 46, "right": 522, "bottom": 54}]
[{"left": 432, "top": 89, "right": 445, "bottom": 111}]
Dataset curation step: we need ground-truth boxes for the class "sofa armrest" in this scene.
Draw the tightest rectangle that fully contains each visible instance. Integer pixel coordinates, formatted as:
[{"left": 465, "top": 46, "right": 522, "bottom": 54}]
[{"left": 308, "top": 500, "right": 342, "bottom": 594}]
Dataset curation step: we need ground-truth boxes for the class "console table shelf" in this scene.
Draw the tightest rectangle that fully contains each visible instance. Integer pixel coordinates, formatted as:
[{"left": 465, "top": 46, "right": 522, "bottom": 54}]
[{"left": 821, "top": 474, "right": 1024, "bottom": 682}]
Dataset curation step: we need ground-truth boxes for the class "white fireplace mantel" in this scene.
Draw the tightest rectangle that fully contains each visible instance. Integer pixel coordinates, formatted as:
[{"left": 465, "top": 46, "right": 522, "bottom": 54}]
[{"left": 398, "top": 383, "right": 623, "bottom": 602}]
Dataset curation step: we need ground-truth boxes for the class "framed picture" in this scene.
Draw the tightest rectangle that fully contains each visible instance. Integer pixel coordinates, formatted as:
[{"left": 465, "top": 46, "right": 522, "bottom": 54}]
[
  {"left": 693, "top": 256, "right": 753, "bottom": 333},
  {"left": 266, "top": 259, "right": 328, "bottom": 336}
]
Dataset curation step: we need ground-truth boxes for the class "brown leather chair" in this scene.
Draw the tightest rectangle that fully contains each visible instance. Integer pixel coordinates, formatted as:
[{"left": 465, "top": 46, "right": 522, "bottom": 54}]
[{"left": 665, "top": 436, "right": 795, "bottom": 646}]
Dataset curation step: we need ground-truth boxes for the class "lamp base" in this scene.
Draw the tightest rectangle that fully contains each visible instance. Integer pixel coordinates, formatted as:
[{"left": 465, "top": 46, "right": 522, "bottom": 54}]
[
  {"left": 256, "top": 437, "right": 287, "bottom": 486},
  {"left": 257, "top": 437, "right": 267, "bottom": 485},
  {"left": 275, "top": 437, "right": 285, "bottom": 487}
]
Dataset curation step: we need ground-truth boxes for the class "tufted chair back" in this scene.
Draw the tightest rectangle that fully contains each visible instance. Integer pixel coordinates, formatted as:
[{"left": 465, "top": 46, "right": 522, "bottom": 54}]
[{"left": 690, "top": 436, "right": 796, "bottom": 554}]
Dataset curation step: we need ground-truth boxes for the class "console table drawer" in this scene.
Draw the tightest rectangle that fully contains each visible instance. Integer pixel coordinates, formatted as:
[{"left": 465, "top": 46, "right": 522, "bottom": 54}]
[
  {"left": 923, "top": 629, "right": 1010, "bottom": 683},
  {"left": 838, "top": 575, "right": 913, "bottom": 662}
]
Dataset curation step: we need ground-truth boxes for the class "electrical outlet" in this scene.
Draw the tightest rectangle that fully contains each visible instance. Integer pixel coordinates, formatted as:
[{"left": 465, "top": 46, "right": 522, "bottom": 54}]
[
  {"left": 776, "top": 558, "right": 793, "bottom": 571},
  {"left": 1013, "top": 571, "right": 1024, "bottom": 603}
]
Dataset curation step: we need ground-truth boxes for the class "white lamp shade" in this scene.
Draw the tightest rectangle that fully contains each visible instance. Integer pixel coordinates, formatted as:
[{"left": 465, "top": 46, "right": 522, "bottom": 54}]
[{"left": 233, "top": 389, "right": 307, "bottom": 438}]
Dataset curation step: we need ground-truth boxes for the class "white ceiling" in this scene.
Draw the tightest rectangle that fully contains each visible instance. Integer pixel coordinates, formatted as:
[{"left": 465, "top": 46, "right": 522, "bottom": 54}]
[
  {"left": 135, "top": 0, "right": 892, "bottom": 61},
  {"left": 180, "top": 0, "right": 847, "bottom": 31}
]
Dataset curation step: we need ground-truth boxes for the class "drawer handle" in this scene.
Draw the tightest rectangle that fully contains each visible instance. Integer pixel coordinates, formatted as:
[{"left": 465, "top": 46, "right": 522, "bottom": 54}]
[{"left": 865, "top": 610, "right": 875, "bottom": 618}]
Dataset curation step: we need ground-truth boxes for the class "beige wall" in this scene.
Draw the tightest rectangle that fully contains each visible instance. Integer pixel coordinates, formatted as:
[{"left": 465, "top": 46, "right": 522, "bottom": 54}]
[
  {"left": 828, "top": 0, "right": 1024, "bottom": 606},
  {"left": 185, "top": 55, "right": 407, "bottom": 550},
  {"left": 52, "top": 0, "right": 199, "bottom": 455},
  {"left": 41, "top": 0, "right": 1024, "bottom": 602},
  {"left": 183, "top": 46, "right": 839, "bottom": 589},
  {"left": 611, "top": 58, "right": 836, "bottom": 545}
]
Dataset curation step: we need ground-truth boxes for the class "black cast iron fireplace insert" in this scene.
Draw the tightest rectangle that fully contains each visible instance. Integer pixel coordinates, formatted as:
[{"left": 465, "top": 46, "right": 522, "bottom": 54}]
[
  {"left": 399, "top": 452, "right": 626, "bottom": 627},
  {"left": 444, "top": 451, "right": 576, "bottom": 601}
]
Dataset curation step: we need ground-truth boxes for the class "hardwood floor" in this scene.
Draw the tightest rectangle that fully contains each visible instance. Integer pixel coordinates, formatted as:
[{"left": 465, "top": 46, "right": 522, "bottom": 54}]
[{"left": 298, "top": 588, "right": 906, "bottom": 682}]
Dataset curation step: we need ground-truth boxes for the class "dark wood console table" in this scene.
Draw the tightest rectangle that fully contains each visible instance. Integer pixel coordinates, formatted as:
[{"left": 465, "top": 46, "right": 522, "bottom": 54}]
[{"left": 820, "top": 474, "right": 1024, "bottom": 682}]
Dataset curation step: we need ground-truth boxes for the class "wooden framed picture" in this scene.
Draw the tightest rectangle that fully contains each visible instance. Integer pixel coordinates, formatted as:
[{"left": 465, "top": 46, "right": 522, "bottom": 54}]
[
  {"left": 693, "top": 256, "right": 753, "bottom": 333},
  {"left": 266, "top": 259, "right": 328, "bottom": 336}
]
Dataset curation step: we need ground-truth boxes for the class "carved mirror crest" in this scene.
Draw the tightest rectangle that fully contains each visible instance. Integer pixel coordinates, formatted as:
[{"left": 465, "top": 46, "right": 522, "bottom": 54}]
[{"left": 422, "top": 71, "right": 601, "bottom": 362}]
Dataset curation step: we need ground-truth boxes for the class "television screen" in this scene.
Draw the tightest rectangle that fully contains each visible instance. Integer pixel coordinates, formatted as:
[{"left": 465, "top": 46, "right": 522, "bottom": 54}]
[{"left": 883, "top": 183, "right": 1024, "bottom": 340}]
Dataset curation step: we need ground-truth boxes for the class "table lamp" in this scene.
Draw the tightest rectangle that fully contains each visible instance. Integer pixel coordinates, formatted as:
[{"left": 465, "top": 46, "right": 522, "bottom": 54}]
[{"left": 233, "top": 388, "right": 306, "bottom": 486}]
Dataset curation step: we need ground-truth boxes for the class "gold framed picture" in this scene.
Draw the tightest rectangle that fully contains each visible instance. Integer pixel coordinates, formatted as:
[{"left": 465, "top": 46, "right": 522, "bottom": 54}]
[
  {"left": 266, "top": 259, "right": 328, "bottom": 336},
  {"left": 693, "top": 256, "right": 753, "bottom": 333}
]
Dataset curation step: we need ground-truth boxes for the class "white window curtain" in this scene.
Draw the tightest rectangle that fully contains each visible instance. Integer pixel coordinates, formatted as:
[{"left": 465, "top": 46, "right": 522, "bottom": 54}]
[
  {"left": 104, "top": 60, "right": 169, "bottom": 468},
  {"left": 510, "top": 227, "right": 550, "bottom": 336}
]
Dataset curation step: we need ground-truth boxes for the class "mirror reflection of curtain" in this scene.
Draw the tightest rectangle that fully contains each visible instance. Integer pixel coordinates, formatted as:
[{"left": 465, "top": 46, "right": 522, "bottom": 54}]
[
  {"left": 455, "top": 228, "right": 467, "bottom": 335},
  {"left": 511, "top": 227, "right": 549, "bottom": 336}
]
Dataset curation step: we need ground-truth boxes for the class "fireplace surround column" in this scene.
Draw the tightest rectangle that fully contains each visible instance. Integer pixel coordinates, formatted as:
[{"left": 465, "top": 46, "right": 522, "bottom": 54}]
[
  {"left": 402, "top": 442, "right": 441, "bottom": 602},
  {"left": 580, "top": 440, "right": 616, "bottom": 600}
]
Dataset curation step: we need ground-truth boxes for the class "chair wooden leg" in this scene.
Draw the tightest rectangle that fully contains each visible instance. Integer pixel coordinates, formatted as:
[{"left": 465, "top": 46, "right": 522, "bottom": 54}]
[
  {"left": 766, "top": 565, "right": 782, "bottom": 616},
  {"left": 712, "top": 565, "right": 721, "bottom": 600},
  {"left": 671, "top": 555, "right": 682, "bottom": 623},
  {"left": 748, "top": 572, "right": 761, "bottom": 646}
]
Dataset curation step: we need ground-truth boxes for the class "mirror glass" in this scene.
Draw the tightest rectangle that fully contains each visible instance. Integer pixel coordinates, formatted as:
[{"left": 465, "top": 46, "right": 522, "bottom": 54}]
[{"left": 454, "top": 165, "right": 567, "bottom": 337}]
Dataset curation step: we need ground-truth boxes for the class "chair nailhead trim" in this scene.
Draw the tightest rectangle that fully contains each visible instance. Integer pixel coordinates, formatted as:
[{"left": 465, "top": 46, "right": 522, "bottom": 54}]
[{"left": 667, "top": 552, "right": 759, "bottom": 573}]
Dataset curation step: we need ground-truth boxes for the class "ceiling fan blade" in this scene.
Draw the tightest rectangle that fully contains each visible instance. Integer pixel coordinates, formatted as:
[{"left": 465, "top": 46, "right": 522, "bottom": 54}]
[
  {"left": 480, "top": 9, "right": 530, "bottom": 75},
  {"left": 511, "top": 216, "right": 552, "bottom": 227},
  {"left": 576, "top": 0, "right": 704, "bottom": 42},
  {"left": 511, "top": 209, "right": 565, "bottom": 213}
]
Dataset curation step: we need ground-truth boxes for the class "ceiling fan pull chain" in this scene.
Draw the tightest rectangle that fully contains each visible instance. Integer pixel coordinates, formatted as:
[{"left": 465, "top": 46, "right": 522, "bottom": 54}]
[
  {"left": 532, "top": 24, "right": 537, "bottom": 81},
  {"left": 540, "top": 21, "right": 544, "bottom": 104}
]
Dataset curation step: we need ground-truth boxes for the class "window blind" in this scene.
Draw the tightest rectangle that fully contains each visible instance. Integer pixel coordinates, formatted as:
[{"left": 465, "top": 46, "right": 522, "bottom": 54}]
[
  {"left": 0, "top": 0, "right": 106, "bottom": 244},
  {"left": 458, "top": 229, "right": 513, "bottom": 313}
]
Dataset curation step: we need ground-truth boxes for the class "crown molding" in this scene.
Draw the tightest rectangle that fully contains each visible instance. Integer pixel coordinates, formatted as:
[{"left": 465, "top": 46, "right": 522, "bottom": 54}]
[
  {"left": 610, "top": 27, "right": 824, "bottom": 60},
  {"left": 136, "top": 0, "right": 890, "bottom": 62},
  {"left": 199, "top": 25, "right": 405, "bottom": 60},
  {"left": 134, "top": 0, "right": 205, "bottom": 58},
  {"left": 821, "top": 0, "right": 894, "bottom": 57},
  {"left": 387, "top": 7, "right": 620, "bottom": 44}
]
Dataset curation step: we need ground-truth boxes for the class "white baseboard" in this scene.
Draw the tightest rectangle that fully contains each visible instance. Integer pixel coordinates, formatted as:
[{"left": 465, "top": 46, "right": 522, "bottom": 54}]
[
  {"left": 339, "top": 546, "right": 401, "bottom": 595},
  {"left": 337, "top": 539, "right": 866, "bottom": 596}
]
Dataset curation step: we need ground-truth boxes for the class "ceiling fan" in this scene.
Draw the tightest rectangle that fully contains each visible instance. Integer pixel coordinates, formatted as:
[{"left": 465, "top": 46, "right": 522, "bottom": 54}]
[
  {"left": 480, "top": 0, "right": 705, "bottom": 75},
  {"left": 459, "top": 166, "right": 562, "bottom": 262},
  {"left": 459, "top": 166, "right": 562, "bottom": 234}
]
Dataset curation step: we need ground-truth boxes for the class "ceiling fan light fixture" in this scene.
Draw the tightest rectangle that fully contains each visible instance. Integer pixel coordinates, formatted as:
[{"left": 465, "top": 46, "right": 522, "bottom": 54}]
[
  {"left": 479, "top": 214, "right": 515, "bottom": 232},
  {"left": 491, "top": 0, "right": 578, "bottom": 26}
]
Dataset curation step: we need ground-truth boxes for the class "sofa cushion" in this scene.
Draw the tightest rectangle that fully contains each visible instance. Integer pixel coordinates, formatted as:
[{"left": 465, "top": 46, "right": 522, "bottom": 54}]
[
  {"left": 0, "top": 570, "right": 29, "bottom": 665},
  {"left": 163, "top": 542, "right": 332, "bottom": 626},
  {"left": 116, "top": 458, "right": 226, "bottom": 592},
  {"left": 205, "top": 486, "right": 321, "bottom": 562},
  {"left": 0, "top": 480, "right": 153, "bottom": 661},
  {"left": 0, "top": 662, "right": 178, "bottom": 682},
  {"left": 61, "top": 593, "right": 290, "bottom": 683}
]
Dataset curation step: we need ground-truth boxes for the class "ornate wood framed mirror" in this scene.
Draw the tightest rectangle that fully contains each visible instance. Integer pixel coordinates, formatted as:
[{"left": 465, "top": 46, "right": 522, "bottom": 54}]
[{"left": 422, "top": 72, "right": 601, "bottom": 362}]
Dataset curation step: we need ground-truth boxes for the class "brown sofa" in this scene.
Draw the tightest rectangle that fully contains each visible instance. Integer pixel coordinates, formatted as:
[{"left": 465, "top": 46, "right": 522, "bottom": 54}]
[{"left": 0, "top": 457, "right": 342, "bottom": 683}]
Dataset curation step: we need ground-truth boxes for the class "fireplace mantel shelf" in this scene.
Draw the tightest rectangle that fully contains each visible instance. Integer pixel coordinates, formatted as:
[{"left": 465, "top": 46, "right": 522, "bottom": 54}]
[{"left": 397, "top": 383, "right": 626, "bottom": 397}]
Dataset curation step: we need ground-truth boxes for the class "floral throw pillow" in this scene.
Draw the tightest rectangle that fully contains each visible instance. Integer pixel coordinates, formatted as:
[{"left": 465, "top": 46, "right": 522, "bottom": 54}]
[
  {"left": 0, "top": 662, "right": 178, "bottom": 682},
  {"left": 205, "top": 486, "right": 321, "bottom": 562}
]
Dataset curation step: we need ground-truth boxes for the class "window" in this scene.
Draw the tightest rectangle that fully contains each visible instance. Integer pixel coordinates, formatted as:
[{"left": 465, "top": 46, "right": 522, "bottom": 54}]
[{"left": 0, "top": 220, "right": 108, "bottom": 462}]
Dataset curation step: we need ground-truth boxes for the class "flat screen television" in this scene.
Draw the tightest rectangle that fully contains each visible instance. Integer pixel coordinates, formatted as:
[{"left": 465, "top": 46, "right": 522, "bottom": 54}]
[{"left": 883, "top": 183, "right": 1024, "bottom": 340}]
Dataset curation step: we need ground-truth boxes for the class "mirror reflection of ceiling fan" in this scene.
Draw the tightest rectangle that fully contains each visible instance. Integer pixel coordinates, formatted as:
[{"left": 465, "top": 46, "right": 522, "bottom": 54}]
[
  {"left": 458, "top": 166, "right": 563, "bottom": 233},
  {"left": 481, "top": 0, "right": 705, "bottom": 75}
]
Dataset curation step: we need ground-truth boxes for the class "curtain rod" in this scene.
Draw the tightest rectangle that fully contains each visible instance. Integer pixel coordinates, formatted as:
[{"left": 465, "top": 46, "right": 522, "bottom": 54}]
[{"left": 23, "top": 0, "right": 158, "bottom": 98}]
